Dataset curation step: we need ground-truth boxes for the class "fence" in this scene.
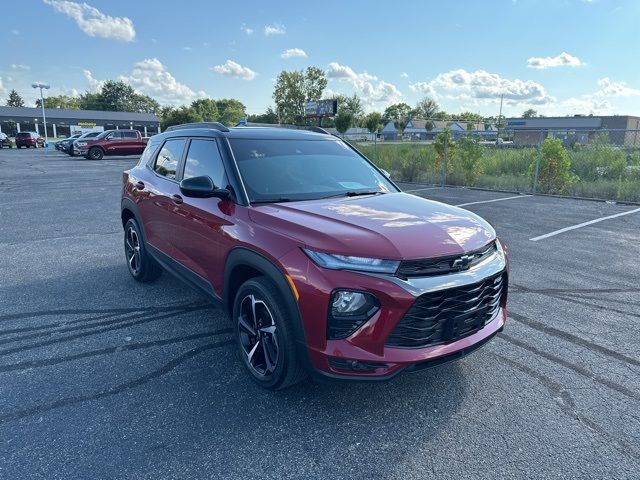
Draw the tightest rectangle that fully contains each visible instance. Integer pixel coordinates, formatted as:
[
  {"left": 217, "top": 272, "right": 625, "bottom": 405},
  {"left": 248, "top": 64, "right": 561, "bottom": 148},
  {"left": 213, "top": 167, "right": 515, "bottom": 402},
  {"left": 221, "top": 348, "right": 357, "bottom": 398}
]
[{"left": 353, "top": 129, "right": 640, "bottom": 203}]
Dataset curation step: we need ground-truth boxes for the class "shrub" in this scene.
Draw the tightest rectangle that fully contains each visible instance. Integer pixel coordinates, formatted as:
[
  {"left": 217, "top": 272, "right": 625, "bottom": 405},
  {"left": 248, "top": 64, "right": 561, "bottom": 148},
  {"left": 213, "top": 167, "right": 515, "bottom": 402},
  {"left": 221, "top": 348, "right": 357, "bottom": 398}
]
[
  {"left": 433, "top": 129, "right": 456, "bottom": 172},
  {"left": 452, "top": 136, "right": 484, "bottom": 185},
  {"left": 530, "top": 138, "right": 575, "bottom": 194}
]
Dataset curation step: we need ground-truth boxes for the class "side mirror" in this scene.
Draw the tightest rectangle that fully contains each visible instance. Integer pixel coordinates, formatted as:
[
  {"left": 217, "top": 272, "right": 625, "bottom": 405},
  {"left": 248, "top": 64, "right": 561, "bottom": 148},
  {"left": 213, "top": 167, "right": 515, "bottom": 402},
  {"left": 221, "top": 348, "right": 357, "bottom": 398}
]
[{"left": 179, "top": 175, "right": 230, "bottom": 199}]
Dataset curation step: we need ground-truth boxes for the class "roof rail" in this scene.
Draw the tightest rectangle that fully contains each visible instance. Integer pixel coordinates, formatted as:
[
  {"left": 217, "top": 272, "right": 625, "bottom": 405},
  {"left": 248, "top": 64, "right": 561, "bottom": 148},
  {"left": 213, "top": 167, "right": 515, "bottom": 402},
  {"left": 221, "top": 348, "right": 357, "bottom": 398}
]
[
  {"left": 234, "top": 121, "right": 330, "bottom": 135},
  {"left": 165, "top": 122, "right": 230, "bottom": 132}
]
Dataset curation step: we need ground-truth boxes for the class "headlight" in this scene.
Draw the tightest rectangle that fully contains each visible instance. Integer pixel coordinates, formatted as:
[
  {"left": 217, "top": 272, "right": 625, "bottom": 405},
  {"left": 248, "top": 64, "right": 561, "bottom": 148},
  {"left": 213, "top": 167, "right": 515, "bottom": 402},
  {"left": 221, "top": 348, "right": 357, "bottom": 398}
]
[{"left": 304, "top": 249, "right": 400, "bottom": 274}]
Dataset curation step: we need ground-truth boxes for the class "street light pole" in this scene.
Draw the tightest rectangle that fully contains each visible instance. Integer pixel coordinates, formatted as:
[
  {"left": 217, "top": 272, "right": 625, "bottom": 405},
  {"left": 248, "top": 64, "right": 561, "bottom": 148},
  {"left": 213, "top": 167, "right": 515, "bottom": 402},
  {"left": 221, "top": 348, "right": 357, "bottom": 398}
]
[{"left": 32, "top": 82, "right": 50, "bottom": 146}]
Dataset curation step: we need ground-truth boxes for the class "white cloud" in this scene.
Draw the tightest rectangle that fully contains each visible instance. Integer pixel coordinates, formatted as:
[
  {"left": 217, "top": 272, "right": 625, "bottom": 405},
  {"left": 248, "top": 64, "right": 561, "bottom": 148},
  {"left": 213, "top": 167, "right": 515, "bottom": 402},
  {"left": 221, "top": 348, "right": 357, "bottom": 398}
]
[
  {"left": 527, "top": 52, "right": 585, "bottom": 69},
  {"left": 84, "top": 59, "right": 206, "bottom": 105},
  {"left": 10, "top": 64, "right": 30, "bottom": 71},
  {"left": 264, "top": 23, "right": 285, "bottom": 36},
  {"left": 410, "top": 68, "right": 554, "bottom": 105},
  {"left": 281, "top": 48, "right": 307, "bottom": 59},
  {"left": 326, "top": 62, "right": 403, "bottom": 108},
  {"left": 121, "top": 58, "right": 206, "bottom": 104},
  {"left": 83, "top": 69, "right": 104, "bottom": 92},
  {"left": 596, "top": 77, "right": 640, "bottom": 97},
  {"left": 408, "top": 81, "right": 438, "bottom": 98},
  {"left": 400, "top": 72, "right": 409, "bottom": 78},
  {"left": 43, "top": 0, "right": 136, "bottom": 42},
  {"left": 241, "top": 24, "right": 254, "bottom": 35},
  {"left": 211, "top": 60, "right": 257, "bottom": 80},
  {"left": 183, "top": 46, "right": 192, "bottom": 51},
  {"left": 11, "top": 29, "right": 19, "bottom": 35}
]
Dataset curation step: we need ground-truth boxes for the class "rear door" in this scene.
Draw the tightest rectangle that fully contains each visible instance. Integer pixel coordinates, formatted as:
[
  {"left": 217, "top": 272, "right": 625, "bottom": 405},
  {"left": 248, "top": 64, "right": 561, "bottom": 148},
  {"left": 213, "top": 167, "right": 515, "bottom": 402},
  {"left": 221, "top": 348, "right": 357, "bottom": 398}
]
[
  {"left": 169, "top": 138, "right": 232, "bottom": 294},
  {"left": 137, "top": 138, "right": 187, "bottom": 257},
  {"left": 122, "top": 131, "right": 141, "bottom": 155}
]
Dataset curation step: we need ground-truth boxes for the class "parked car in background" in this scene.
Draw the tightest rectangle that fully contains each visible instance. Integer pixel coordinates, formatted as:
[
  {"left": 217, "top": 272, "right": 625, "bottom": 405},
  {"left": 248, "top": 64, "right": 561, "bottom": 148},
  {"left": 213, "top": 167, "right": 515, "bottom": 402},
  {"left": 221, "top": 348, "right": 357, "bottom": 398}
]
[
  {"left": 66, "top": 131, "right": 101, "bottom": 156},
  {"left": 15, "top": 132, "right": 44, "bottom": 148},
  {"left": 121, "top": 123, "right": 509, "bottom": 389},
  {"left": 0, "top": 132, "right": 12, "bottom": 148},
  {"left": 75, "top": 129, "right": 148, "bottom": 159},
  {"left": 55, "top": 134, "right": 81, "bottom": 152}
]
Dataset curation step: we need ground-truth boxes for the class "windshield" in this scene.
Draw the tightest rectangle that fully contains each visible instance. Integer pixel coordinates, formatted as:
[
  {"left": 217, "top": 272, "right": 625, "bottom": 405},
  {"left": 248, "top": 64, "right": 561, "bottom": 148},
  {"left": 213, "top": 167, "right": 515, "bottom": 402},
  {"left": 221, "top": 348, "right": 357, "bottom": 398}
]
[
  {"left": 229, "top": 138, "right": 397, "bottom": 203},
  {"left": 79, "top": 131, "right": 99, "bottom": 139}
]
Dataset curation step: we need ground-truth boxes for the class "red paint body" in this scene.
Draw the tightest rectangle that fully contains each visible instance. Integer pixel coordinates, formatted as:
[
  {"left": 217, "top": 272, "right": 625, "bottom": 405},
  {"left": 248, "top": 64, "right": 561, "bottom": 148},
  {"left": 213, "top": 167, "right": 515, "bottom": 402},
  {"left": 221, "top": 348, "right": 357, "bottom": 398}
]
[
  {"left": 76, "top": 129, "right": 148, "bottom": 157},
  {"left": 122, "top": 127, "right": 508, "bottom": 380}
]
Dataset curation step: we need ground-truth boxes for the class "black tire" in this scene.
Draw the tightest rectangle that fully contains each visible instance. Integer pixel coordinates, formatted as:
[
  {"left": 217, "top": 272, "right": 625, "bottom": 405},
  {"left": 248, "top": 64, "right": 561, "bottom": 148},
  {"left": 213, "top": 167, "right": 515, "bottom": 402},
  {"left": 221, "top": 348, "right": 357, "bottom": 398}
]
[
  {"left": 68, "top": 149, "right": 75, "bottom": 157},
  {"left": 233, "top": 277, "right": 307, "bottom": 390},
  {"left": 88, "top": 147, "right": 103, "bottom": 160},
  {"left": 123, "top": 218, "right": 162, "bottom": 282}
]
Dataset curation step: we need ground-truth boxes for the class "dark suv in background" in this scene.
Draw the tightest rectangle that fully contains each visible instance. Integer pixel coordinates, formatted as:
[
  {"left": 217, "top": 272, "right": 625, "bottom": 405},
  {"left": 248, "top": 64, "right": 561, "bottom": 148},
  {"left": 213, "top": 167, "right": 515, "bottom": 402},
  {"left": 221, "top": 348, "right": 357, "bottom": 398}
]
[{"left": 121, "top": 123, "right": 509, "bottom": 389}]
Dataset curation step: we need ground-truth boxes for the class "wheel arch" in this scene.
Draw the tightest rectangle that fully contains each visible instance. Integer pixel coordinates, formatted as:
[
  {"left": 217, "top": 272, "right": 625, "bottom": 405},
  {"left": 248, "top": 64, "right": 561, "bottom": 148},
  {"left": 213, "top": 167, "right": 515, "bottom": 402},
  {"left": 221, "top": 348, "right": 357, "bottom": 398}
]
[
  {"left": 224, "top": 247, "right": 311, "bottom": 370},
  {"left": 120, "top": 197, "right": 147, "bottom": 242}
]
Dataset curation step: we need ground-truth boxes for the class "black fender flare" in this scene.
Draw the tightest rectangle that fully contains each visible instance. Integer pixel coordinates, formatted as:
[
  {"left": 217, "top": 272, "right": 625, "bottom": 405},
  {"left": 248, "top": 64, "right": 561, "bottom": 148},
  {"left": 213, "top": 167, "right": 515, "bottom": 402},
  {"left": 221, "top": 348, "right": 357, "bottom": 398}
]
[
  {"left": 120, "top": 197, "right": 147, "bottom": 242},
  {"left": 223, "top": 247, "right": 312, "bottom": 369}
]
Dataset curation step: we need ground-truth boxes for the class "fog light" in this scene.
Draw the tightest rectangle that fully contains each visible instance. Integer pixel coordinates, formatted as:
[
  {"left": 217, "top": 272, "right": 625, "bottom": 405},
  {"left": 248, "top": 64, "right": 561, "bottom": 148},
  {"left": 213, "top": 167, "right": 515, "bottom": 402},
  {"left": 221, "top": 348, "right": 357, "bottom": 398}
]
[{"left": 328, "top": 290, "right": 379, "bottom": 339}]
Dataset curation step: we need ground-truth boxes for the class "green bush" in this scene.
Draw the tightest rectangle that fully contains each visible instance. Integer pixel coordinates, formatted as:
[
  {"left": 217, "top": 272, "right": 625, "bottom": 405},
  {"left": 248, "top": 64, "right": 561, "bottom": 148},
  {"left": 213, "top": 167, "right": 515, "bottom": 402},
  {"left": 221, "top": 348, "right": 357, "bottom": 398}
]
[
  {"left": 530, "top": 138, "right": 575, "bottom": 194},
  {"left": 569, "top": 133, "right": 627, "bottom": 181},
  {"left": 452, "top": 136, "right": 484, "bottom": 185}
]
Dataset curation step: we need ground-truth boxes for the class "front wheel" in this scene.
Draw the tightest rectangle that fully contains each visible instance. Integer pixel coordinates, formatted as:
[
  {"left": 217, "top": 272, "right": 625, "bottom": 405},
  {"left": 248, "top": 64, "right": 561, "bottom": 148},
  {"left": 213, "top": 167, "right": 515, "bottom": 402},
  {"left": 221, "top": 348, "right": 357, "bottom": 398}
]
[
  {"left": 123, "top": 218, "right": 162, "bottom": 282},
  {"left": 88, "top": 147, "right": 103, "bottom": 160},
  {"left": 233, "top": 277, "right": 307, "bottom": 390}
]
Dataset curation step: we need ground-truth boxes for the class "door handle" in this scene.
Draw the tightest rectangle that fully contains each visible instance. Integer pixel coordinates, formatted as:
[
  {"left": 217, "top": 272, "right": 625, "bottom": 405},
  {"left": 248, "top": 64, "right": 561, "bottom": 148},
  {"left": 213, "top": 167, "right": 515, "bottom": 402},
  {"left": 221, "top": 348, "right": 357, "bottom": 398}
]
[
  {"left": 171, "top": 194, "right": 183, "bottom": 205},
  {"left": 135, "top": 181, "right": 145, "bottom": 190}
]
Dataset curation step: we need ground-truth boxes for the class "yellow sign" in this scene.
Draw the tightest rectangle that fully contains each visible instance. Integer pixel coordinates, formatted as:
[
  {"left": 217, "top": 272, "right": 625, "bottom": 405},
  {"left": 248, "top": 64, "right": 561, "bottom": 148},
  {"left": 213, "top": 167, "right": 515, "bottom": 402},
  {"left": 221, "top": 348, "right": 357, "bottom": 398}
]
[{"left": 78, "top": 122, "right": 97, "bottom": 127}]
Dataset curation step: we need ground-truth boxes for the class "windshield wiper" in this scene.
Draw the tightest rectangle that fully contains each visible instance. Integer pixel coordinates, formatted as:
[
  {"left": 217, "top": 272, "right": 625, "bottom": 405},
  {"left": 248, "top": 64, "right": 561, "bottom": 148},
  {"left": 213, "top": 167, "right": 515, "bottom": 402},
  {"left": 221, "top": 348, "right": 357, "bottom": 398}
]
[
  {"left": 324, "top": 190, "right": 385, "bottom": 199},
  {"left": 251, "top": 197, "right": 293, "bottom": 205}
]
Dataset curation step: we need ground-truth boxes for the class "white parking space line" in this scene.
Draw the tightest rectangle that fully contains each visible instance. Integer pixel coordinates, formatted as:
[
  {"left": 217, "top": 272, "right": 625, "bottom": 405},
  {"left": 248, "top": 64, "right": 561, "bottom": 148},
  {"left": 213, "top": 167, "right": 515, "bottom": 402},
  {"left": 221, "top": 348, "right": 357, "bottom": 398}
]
[
  {"left": 530, "top": 207, "right": 640, "bottom": 241},
  {"left": 404, "top": 187, "right": 442, "bottom": 193},
  {"left": 455, "top": 195, "right": 532, "bottom": 207}
]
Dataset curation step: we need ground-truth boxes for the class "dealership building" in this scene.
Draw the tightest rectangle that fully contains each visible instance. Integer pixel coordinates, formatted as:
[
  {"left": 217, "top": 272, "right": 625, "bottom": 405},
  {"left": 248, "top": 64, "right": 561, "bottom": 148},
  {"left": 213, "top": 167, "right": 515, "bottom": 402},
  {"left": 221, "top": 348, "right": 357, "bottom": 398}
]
[{"left": 0, "top": 106, "right": 160, "bottom": 138}]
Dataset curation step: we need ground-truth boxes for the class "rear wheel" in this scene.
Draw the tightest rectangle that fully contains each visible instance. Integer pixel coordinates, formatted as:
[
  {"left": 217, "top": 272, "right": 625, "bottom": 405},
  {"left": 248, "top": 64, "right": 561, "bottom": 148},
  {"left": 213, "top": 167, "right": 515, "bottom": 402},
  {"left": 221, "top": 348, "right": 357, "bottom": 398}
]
[
  {"left": 124, "top": 218, "right": 162, "bottom": 282},
  {"left": 88, "top": 147, "right": 103, "bottom": 160},
  {"left": 233, "top": 277, "right": 307, "bottom": 390}
]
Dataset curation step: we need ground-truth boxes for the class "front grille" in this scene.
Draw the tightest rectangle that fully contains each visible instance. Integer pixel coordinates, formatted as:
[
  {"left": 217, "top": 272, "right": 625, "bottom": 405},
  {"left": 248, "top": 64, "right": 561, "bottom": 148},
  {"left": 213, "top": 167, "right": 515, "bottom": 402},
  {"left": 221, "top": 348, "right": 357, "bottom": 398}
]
[
  {"left": 396, "top": 242, "right": 497, "bottom": 278},
  {"left": 385, "top": 272, "right": 506, "bottom": 349}
]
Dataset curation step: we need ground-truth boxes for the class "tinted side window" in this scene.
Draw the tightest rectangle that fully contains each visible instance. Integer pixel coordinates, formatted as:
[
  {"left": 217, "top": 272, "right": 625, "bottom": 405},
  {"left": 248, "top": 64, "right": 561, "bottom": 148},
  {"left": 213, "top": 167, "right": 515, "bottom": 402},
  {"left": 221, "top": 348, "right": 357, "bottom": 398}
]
[
  {"left": 123, "top": 131, "right": 138, "bottom": 139},
  {"left": 154, "top": 139, "right": 186, "bottom": 180},
  {"left": 108, "top": 131, "right": 122, "bottom": 140},
  {"left": 183, "top": 139, "right": 227, "bottom": 187}
]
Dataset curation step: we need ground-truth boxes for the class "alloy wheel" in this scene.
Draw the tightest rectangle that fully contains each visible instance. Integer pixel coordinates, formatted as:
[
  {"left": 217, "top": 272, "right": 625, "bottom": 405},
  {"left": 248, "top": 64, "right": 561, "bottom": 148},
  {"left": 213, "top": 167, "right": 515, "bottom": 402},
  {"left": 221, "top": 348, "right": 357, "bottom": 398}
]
[
  {"left": 238, "top": 294, "right": 279, "bottom": 377},
  {"left": 125, "top": 226, "right": 141, "bottom": 275}
]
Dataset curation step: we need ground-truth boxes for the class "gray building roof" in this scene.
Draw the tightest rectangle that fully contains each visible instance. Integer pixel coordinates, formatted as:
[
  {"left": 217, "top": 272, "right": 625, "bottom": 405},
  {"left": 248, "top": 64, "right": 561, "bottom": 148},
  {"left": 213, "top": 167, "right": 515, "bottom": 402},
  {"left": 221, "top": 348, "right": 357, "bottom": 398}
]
[
  {"left": 0, "top": 106, "right": 159, "bottom": 123},
  {"left": 506, "top": 116, "right": 603, "bottom": 130}
]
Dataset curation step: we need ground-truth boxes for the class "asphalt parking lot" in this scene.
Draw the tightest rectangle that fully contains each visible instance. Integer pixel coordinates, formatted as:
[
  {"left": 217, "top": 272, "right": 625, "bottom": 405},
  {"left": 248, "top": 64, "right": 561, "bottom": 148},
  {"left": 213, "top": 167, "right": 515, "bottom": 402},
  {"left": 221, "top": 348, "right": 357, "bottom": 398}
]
[{"left": 0, "top": 147, "right": 639, "bottom": 479}]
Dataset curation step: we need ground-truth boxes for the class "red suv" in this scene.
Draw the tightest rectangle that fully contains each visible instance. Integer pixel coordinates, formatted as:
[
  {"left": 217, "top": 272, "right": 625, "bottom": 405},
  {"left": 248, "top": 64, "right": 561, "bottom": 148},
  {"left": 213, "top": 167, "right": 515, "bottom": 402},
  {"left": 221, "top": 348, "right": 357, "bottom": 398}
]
[
  {"left": 121, "top": 123, "right": 509, "bottom": 389},
  {"left": 15, "top": 131, "right": 44, "bottom": 148}
]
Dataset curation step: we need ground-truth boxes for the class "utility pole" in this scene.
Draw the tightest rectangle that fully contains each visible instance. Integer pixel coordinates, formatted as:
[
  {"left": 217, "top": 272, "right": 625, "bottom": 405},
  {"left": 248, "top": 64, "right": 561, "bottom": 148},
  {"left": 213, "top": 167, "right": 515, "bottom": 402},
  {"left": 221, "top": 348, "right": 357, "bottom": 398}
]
[
  {"left": 32, "top": 82, "right": 50, "bottom": 146},
  {"left": 496, "top": 94, "right": 504, "bottom": 145}
]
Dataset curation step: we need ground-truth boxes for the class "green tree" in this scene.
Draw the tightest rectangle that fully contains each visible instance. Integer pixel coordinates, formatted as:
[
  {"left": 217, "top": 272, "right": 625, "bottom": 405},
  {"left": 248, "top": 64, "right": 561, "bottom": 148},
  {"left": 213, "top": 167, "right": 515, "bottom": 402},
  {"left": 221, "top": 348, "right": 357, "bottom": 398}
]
[
  {"left": 434, "top": 128, "right": 456, "bottom": 173},
  {"left": 454, "top": 136, "right": 484, "bottom": 185},
  {"left": 215, "top": 98, "right": 246, "bottom": 126},
  {"left": 247, "top": 107, "right": 279, "bottom": 124},
  {"left": 273, "top": 67, "right": 327, "bottom": 124},
  {"left": 412, "top": 96, "right": 439, "bottom": 120},
  {"left": 522, "top": 109, "right": 537, "bottom": 118},
  {"left": 383, "top": 102, "right": 412, "bottom": 131},
  {"left": 530, "top": 137, "right": 574, "bottom": 194},
  {"left": 334, "top": 112, "right": 353, "bottom": 135},
  {"left": 36, "top": 95, "right": 80, "bottom": 109},
  {"left": 6, "top": 89, "right": 24, "bottom": 107},
  {"left": 363, "top": 112, "right": 383, "bottom": 133},
  {"left": 191, "top": 98, "right": 219, "bottom": 122},
  {"left": 78, "top": 80, "right": 159, "bottom": 113},
  {"left": 341, "top": 94, "right": 364, "bottom": 123},
  {"left": 129, "top": 93, "right": 160, "bottom": 114},
  {"left": 160, "top": 106, "right": 203, "bottom": 130}
]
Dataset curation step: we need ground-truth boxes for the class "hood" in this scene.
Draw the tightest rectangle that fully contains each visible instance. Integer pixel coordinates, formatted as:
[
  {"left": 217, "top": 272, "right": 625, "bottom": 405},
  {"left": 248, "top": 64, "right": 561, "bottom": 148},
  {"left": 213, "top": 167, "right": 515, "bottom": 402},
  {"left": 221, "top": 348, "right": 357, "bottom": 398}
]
[{"left": 249, "top": 192, "right": 495, "bottom": 260}]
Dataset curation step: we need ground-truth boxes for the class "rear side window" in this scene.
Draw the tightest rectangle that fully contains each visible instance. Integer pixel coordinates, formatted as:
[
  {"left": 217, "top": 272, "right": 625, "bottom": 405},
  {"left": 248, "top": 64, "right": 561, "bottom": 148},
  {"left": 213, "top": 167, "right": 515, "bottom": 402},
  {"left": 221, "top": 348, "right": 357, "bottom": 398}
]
[
  {"left": 123, "top": 131, "right": 138, "bottom": 139},
  {"left": 154, "top": 139, "right": 186, "bottom": 180},
  {"left": 182, "top": 139, "right": 227, "bottom": 188}
]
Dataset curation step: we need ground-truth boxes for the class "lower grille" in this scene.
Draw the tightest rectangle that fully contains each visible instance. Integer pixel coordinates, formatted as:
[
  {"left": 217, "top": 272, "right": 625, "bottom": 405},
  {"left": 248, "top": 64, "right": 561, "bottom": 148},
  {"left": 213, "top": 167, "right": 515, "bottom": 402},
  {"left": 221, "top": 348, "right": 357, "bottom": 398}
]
[{"left": 385, "top": 272, "right": 506, "bottom": 348}]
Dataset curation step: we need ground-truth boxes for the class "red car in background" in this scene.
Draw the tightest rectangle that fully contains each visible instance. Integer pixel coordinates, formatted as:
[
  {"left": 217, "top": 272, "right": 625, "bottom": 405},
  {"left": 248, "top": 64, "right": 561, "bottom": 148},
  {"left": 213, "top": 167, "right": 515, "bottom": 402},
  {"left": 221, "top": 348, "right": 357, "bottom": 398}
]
[
  {"left": 120, "top": 123, "right": 509, "bottom": 389},
  {"left": 75, "top": 129, "right": 148, "bottom": 160},
  {"left": 15, "top": 131, "right": 44, "bottom": 148}
]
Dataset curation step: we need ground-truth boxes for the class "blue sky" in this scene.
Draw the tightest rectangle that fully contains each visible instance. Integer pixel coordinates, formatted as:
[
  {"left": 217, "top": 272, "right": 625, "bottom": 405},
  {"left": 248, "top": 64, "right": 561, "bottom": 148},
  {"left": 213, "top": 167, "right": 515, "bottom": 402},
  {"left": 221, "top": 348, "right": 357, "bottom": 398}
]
[{"left": 2, "top": 0, "right": 639, "bottom": 117}]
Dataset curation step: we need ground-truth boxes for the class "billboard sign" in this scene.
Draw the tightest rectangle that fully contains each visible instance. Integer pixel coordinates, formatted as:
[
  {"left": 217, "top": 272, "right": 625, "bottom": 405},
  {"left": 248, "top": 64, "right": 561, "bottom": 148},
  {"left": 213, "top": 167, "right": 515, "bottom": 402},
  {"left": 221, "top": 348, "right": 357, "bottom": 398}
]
[
  {"left": 70, "top": 124, "right": 104, "bottom": 135},
  {"left": 305, "top": 99, "right": 338, "bottom": 117}
]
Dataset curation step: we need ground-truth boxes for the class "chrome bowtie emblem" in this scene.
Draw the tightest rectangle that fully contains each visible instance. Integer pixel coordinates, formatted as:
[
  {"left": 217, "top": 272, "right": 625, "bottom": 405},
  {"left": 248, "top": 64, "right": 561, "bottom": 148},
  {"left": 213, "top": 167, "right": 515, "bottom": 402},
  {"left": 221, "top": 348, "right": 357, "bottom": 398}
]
[{"left": 451, "top": 254, "right": 474, "bottom": 270}]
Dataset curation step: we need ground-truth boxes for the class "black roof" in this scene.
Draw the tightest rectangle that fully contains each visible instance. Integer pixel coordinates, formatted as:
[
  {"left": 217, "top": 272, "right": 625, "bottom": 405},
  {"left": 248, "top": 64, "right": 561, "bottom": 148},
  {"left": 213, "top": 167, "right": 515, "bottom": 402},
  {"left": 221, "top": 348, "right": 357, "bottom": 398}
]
[{"left": 154, "top": 125, "right": 334, "bottom": 143}]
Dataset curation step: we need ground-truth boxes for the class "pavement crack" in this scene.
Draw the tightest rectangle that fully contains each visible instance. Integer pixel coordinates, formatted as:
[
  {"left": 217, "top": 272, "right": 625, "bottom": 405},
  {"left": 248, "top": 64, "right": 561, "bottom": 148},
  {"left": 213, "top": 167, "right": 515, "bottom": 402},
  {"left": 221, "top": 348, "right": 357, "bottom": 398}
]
[{"left": 0, "top": 339, "right": 233, "bottom": 425}]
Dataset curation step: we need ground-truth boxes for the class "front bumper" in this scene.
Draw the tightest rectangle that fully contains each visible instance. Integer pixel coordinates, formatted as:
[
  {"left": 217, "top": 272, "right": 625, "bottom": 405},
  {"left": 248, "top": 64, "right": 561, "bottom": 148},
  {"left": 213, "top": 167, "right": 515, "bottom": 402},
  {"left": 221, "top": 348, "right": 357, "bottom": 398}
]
[{"left": 279, "top": 241, "right": 508, "bottom": 380}]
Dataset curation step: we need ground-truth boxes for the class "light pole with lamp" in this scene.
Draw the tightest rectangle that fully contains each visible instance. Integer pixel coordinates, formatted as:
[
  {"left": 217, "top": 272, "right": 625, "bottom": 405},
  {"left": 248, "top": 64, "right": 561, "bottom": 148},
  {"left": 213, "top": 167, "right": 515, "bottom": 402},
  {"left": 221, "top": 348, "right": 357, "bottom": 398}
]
[{"left": 32, "top": 82, "right": 50, "bottom": 147}]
